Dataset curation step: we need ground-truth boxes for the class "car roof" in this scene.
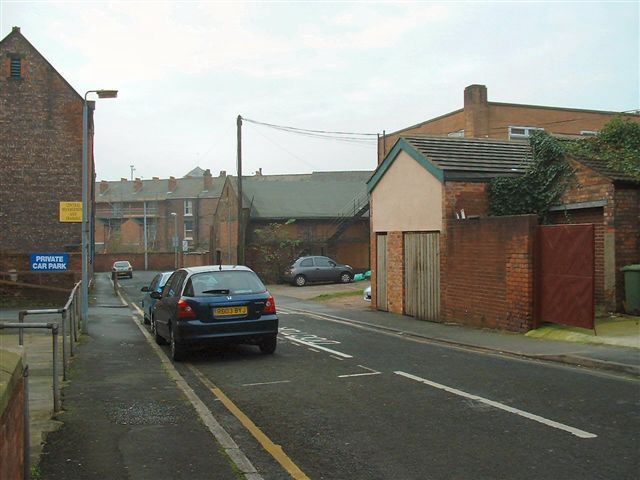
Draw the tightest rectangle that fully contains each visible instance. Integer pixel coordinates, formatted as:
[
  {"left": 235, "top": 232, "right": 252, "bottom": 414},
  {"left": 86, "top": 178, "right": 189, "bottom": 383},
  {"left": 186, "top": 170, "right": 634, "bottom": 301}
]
[{"left": 179, "top": 265, "right": 254, "bottom": 275}]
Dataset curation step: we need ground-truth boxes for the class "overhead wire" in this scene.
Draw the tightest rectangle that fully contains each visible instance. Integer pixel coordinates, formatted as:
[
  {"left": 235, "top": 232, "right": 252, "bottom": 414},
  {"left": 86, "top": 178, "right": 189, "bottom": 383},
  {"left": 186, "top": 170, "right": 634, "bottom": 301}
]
[{"left": 243, "top": 117, "right": 378, "bottom": 145}]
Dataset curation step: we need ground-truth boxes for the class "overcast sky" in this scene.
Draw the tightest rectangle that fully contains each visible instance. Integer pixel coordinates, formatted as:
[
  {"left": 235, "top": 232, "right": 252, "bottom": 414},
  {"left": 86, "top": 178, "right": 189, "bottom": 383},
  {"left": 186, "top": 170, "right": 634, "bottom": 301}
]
[{"left": 2, "top": 1, "right": 638, "bottom": 181}]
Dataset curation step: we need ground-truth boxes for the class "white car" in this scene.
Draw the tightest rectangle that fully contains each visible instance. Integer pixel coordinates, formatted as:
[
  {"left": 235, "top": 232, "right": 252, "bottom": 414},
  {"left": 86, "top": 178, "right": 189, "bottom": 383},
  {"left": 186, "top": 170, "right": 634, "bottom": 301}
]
[
  {"left": 364, "top": 285, "right": 371, "bottom": 301},
  {"left": 111, "top": 260, "right": 133, "bottom": 279}
]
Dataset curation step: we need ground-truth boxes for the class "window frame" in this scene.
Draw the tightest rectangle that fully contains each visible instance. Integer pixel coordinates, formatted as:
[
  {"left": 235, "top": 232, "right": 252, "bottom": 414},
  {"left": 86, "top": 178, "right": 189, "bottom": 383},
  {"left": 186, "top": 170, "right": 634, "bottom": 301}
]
[
  {"left": 184, "top": 199, "right": 193, "bottom": 216},
  {"left": 508, "top": 126, "right": 544, "bottom": 140}
]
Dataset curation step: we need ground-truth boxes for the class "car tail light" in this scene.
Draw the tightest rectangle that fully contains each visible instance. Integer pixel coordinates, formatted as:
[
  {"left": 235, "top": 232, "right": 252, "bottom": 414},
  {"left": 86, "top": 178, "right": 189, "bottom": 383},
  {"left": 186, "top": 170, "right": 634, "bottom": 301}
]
[
  {"left": 263, "top": 295, "right": 276, "bottom": 314},
  {"left": 177, "top": 298, "right": 196, "bottom": 320}
]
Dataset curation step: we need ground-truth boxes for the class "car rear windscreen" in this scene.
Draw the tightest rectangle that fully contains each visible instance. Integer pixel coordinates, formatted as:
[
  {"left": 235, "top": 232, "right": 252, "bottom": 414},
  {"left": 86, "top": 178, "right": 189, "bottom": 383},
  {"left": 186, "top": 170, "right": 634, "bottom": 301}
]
[{"left": 184, "top": 271, "right": 267, "bottom": 296}]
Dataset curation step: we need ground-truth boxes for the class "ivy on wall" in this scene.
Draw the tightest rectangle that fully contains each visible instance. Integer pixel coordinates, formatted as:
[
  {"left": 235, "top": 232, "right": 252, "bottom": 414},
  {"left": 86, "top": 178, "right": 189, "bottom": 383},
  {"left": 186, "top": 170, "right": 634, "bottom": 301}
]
[
  {"left": 488, "top": 131, "right": 574, "bottom": 223},
  {"left": 565, "top": 116, "right": 640, "bottom": 181}
]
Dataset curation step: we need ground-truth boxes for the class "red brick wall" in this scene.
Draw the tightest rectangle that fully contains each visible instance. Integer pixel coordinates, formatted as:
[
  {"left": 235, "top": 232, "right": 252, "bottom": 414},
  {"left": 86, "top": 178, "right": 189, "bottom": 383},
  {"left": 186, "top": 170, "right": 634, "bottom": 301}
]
[
  {"left": 378, "top": 84, "right": 640, "bottom": 163},
  {"left": 614, "top": 186, "right": 640, "bottom": 307},
  {"left": 211, "top": 181, "right": 239, "bottom": 264},
  {"left": 0, "top": 359, "right": 24, "bottom": 480},
  {"left": 0, "top": 30, "right": 89, "bottom": 254},
  {"left": 386, "top": 232, "right": 404, "bottom": 314},
  {"left": 441, "top": 215, "right": 537, "bottom": 332},
  {"left": 443, "top": 182, "right": 489, "bottom": 225}
]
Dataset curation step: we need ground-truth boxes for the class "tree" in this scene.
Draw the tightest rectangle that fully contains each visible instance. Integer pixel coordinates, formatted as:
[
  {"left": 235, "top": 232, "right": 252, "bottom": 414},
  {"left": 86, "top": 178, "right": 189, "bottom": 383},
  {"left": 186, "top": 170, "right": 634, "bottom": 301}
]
[{"left": 247, "top": 220, "right": 302, "bottom": 283}]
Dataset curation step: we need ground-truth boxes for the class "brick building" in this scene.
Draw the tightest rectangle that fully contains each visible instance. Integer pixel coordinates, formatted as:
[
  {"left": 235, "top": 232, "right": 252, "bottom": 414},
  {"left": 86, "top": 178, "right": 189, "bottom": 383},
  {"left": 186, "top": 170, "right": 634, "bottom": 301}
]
[
  {"left": 211, "top": 171, "right": 372, "bottom": 281},
  {"left": 379, "top": 84, "right": 640, "bottom": 163},
  {"left": 0, "top": 27, "right": 92, "bottom": 289},
  {"left": 95, "top": 168, "right": 225, "bottom": 254},
  {"left": 368, "top": 136, "right": 639, "bottom": 331}
]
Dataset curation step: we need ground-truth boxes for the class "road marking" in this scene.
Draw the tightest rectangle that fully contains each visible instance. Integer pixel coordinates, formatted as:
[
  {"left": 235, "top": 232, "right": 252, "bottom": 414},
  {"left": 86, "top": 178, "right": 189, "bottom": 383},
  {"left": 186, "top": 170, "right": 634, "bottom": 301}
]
[
  {"left": 395, "top": 371, "right": 597, "bottom": 439},
  {"left": 126, "top": 304, "right": 262, "bottom": 478},
  {"left": 283, "top": 335, "right": 353, "bottom": 358},
  {"left": 189, "top": 364, "right": 311, "bottom": 480},
  {"left": 339, "top": 365, "right": 382, "bottom": 378},
  {"left": 307, "top": 348, "right": 320, "bottom": 353},
  {"left": 241, "top": 380, "right": 291, "bottom": 387},
  {"left": 330, "top": 355, "right": 345, "bottom": 361}
]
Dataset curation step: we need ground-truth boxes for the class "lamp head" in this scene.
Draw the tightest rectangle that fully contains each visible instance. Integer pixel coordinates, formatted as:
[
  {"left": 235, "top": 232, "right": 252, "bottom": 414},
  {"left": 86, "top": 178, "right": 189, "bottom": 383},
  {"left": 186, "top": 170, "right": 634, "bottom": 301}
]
[{"left": 96, "top": 90, "right": 118, "bottom": 99}]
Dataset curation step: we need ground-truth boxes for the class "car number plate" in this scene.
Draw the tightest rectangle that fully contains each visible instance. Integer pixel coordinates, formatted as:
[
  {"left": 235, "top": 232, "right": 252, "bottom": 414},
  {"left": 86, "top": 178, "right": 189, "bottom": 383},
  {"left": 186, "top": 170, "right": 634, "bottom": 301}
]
[{"left": 214, "top": 306, "right": 247, "bottom": 316}]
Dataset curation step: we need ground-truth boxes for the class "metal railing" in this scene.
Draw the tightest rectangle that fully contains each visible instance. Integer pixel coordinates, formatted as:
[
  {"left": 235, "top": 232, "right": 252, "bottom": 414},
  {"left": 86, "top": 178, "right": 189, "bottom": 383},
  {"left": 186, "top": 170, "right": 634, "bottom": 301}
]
[
  {"left": 0, "top": 281, "right": 82, "bottom": 480},
  {"left": 0, "top": 281, "right": 81, "bottom": 411}
]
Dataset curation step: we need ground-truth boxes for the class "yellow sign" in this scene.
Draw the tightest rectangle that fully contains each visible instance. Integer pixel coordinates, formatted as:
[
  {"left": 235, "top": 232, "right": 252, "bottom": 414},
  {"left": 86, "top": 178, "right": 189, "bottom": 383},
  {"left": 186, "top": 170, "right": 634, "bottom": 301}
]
[{"left": 59, "top": 202, "right": 83, "bottom": 222}]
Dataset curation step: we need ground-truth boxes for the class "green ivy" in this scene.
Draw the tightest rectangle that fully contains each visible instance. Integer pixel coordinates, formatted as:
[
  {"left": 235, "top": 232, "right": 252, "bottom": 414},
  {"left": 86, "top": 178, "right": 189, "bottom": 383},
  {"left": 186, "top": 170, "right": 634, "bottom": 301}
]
[
  {"left": 565, "top": 116, "right": 640, "bottom": 181},
  {"left": 488, "top": 131, "right": 574, "bottom": 223}
]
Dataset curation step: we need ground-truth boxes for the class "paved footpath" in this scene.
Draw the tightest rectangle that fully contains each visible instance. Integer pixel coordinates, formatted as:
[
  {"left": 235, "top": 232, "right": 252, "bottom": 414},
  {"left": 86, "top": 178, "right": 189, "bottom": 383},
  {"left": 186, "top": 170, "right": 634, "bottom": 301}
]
[{"left": 37, "top": 275, "right": 243, "bottom": 480}]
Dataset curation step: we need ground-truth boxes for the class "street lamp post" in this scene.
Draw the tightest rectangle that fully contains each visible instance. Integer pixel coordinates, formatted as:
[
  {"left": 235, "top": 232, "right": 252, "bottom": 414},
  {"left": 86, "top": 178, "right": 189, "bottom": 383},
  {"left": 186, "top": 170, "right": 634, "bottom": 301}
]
[
  {"left": 171, "top": 212, "right": 178, "bottom": 269},
  {"left": 81, "top": 89, "right": 118, "bottom": 333}
]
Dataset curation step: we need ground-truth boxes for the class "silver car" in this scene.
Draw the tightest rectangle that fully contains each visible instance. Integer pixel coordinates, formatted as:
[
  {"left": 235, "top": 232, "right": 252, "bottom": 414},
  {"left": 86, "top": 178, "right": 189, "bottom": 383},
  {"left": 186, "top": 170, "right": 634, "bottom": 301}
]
[
  {"left": 283, "top": 256, "right": 354, "bottom": 287},
  {"left": 111, "top": 260, "right": 133, "bottom": 279}
]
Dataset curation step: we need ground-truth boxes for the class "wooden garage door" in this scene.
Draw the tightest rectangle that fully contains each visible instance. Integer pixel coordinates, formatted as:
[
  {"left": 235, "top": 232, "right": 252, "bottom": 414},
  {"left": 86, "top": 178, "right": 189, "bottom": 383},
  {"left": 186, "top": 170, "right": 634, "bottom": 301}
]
[
  {"left": 404, "top": 232, "right": 440, "bottom": 321},
  {"left": 376, "top": 234, "right": 387, "bottom": 311}
]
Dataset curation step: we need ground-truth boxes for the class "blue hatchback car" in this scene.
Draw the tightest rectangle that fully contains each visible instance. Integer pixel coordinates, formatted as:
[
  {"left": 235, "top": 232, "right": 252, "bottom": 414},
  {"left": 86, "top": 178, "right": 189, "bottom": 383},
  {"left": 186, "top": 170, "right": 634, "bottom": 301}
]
[
  {"left": 151, "top": 265, "right": 278, "bottom": 361},
  {"left": 140, "top": 271, "right": 173, "bottom": 325}
]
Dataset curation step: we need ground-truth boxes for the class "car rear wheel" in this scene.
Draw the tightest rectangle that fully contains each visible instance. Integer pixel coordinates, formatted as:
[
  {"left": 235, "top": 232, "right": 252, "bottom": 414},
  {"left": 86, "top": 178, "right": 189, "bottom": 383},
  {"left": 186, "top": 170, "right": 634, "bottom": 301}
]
[
  {"left": 340, "top": 272, "right": 352, "bottom": 283},
  {"left": 170, "top": 327, "right": 185, "bottom": 361},
  {"left": 259, "top": 334, "right": 277, "bottom": 354},
  {"left": 294, "top": 275, "right": 307, "bottom": 287}
]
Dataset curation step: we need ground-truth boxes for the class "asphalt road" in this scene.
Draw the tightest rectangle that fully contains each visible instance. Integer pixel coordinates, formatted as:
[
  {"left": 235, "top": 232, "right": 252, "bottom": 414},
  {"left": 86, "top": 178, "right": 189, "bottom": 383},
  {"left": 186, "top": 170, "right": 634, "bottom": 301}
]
[{"left": 118, "top": 271, "right": 640, "bottom": 480}]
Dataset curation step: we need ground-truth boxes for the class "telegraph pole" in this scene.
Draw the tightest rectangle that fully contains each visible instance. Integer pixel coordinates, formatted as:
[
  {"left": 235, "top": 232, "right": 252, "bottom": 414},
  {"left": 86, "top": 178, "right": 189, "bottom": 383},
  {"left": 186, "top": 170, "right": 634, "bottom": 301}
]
[{"left": 236, "top": 115, "right": 244, "bottom": 265}]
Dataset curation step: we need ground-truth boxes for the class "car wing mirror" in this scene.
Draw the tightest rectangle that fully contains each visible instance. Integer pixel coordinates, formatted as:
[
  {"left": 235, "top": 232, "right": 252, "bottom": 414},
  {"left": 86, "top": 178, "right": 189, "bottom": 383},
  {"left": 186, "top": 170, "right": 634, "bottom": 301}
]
[
  {"left": 141, "top": 286, "right": 150, "bottom": 292},
  {"left": 150, "top": 291, "right": 162, "bottom": 299}
]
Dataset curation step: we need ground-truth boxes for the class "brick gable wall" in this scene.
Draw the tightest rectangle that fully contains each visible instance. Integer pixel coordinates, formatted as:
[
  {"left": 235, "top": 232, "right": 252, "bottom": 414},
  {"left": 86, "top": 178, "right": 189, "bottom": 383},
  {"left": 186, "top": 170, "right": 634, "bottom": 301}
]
[{"left": 0, "top": 32, "right": 87, "bottom": 254}]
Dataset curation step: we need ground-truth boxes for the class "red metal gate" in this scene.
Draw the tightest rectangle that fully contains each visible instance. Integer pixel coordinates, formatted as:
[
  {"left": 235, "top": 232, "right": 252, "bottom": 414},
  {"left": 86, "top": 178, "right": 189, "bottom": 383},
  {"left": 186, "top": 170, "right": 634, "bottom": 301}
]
[{"left": 536, "top": 224, "right": 595, "bottom": 329}]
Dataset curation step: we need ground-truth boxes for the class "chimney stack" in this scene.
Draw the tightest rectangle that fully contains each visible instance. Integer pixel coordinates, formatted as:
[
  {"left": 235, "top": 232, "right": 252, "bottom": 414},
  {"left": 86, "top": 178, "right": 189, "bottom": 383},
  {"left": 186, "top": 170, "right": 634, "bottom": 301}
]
[
  {"left": 255, "top": 168, "right": 263, "bottom": 176},
  {"left": 464, "top": 84, "right": 489, "bottom": 138},
  {"left": 203, "top": 169, "right": 213, "bottom": 191},
  {"left": 168, "top": 176, "right": 177, "bottom": 192},
  {"left": 219, "top": 170, "right": 226, "bottom": 178},
  {"left": 134, "top": 177, "right": 143, "bottom": 192},
  {"left": 99, "top": 180, "right": 109, "bottom": 194}
]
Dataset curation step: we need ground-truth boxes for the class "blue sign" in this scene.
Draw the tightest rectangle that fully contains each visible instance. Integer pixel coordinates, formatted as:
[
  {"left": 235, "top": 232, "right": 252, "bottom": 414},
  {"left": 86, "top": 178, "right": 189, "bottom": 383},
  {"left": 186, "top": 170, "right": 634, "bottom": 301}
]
[{"left": 30, "top": 253, "right": 69, "bottom": 271}]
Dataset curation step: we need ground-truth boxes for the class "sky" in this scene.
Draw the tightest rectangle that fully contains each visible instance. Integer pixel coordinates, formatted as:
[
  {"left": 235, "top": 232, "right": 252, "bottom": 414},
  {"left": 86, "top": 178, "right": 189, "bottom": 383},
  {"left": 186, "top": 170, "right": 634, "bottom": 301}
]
[{"left": 1, "top": 1, "right": 638, "bottom": 182}]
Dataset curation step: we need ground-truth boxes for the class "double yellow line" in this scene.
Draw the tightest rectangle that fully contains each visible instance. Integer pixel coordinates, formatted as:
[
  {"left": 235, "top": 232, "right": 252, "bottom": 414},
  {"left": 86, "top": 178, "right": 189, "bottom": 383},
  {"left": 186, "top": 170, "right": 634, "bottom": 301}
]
[{"left": 188, "top": 364, "right": 311, "bottom": 480}]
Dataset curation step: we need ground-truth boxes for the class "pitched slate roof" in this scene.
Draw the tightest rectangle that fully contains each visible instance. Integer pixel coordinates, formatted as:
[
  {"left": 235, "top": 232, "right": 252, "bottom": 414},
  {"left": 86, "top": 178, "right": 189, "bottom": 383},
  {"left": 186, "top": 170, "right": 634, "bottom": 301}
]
[
  {"left": 368, "top": 136, "right": 534, "bottom": 191},
  {"left": 235, "top": 171, "right": 373, "bottom": 219},
  {"left": 96, "top": 176, "right": 225, "bottom": 203},
  {"left": 403, "top": 136, "right": 533, "bottom": 180},
  {"left": 574, "top": 157, "right": 639, "bottom": 183},
  {"left": 184, "top": 166, "right": 206, "bottom": 177}
]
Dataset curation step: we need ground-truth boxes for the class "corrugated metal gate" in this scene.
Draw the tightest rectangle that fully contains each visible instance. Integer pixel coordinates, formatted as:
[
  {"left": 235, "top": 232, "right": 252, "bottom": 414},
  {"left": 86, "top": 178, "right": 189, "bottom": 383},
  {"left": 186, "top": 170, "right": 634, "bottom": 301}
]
[
  {"left": 376, "top": 234, "right": 388, "bottom": 311},
  {"left": 536, "top": 224, "right": 595, "bottom": 329},
  {"left": 404, "top": 232, "right": 440, "bottom": 321}
]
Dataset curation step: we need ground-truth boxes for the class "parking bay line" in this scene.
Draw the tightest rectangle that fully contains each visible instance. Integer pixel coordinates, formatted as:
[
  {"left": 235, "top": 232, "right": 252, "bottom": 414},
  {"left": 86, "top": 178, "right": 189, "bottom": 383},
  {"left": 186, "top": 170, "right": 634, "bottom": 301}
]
[
  {"left": 339, "top": 365, "right": 382, "bottom": 378},
  {"left": 282, "top": 335, "right": 353, "bottom": 358},
  {"left": 395, "top": 371, "right": 597, "bottom": 439},
  {"left": 189, "top": 364, "right": 311, "bottom": 480}
]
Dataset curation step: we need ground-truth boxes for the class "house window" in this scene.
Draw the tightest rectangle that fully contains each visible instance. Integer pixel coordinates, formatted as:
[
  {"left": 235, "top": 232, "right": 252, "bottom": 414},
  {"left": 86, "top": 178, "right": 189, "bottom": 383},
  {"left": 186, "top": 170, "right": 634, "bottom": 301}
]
[
  {"left": 184, "top": 219, "right": 194, "bottom": 240},
  {"left": 447, "top": 129, "right": 464, "bottom": 137},
  {"left": 508, "top": 126, "right": 544, "bottom": 140},
  {"left": 580, "top": 130, "right": 598, "bottom": 137},
  {"left": 10, "top": 55, "right": 22, "bottom": 78},
  {"left": 184, "top": 199, "right": 193, "bottom": 216}
]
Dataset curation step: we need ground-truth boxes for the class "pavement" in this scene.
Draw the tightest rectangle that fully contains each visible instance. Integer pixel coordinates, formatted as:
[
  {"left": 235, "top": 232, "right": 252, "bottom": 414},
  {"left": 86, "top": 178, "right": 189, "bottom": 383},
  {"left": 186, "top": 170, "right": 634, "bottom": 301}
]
[{"left": 1, "top": 275, "right": 638, "bottom": 479}]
